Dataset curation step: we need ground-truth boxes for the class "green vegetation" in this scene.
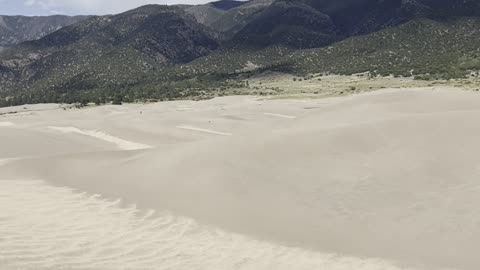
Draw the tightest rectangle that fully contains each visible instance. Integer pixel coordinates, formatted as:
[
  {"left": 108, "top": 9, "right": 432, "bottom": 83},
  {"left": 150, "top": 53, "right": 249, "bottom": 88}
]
[
  {"left": 1, "top": 1, "right": 479, "bottom": 108},
  {"left": 158, "top": 17, "right": 480, "bottom": 82},
  {"left": 290, "top": 18, "right": 480, "bottom": 79},
  {"left": 0, "top": 77, "right": 247, "bottom": 107}
]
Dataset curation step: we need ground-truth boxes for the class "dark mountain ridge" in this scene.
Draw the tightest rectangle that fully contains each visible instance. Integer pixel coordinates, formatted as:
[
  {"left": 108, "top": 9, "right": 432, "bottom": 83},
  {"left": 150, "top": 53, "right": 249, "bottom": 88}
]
[
  {"left": 0, "top": 5, "right": 218, "bottom": 99},
  {"left": 0, "top": 0, "right": 479, "bottom": 106},
  {"left": 232, "top": 0, "right": 480, "bottom": 48},
  {"left": 0, "top": 15, "right": 88, "bottom": 47},
  {"left": 209, "top": 0, "right": 249, "bottom": 10},
  {"left": 184, "top": 0, "right": 274, "bottom": 37}
]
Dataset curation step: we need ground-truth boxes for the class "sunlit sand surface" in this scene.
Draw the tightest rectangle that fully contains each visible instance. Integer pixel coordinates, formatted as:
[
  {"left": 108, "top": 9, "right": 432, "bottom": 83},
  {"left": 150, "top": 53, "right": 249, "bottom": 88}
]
[
  {"left": 1, "top": 88, "right": 479, "bottom": 270},
  {"left": 0, "top": 179, "right": 450, "bottom": 270}
]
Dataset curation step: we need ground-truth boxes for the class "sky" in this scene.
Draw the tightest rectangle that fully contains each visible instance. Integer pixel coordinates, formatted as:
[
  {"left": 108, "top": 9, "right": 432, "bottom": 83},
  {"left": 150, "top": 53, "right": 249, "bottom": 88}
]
[{"left": 0, "top": 0, "right": 217, "bottom": 16}]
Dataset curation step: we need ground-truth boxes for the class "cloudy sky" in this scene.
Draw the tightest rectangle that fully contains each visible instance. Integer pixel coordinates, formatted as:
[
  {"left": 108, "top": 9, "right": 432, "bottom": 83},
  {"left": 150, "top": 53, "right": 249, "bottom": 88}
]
[{"left": 0, "top": 0, "right": 215, "bottom": 16}]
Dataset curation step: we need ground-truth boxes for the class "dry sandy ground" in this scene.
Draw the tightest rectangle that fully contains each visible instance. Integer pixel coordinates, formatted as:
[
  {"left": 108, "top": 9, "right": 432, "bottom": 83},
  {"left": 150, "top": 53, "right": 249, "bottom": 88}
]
[
  {"left": 244, "top": 72, "right": 480, "bottom": 98},
  {"left": 1, "top": 87, "right": 480, "bottom": 270}
]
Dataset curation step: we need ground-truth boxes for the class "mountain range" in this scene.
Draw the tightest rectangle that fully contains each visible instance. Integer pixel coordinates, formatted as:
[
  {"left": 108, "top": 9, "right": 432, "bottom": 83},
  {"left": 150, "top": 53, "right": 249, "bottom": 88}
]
[
  {"left": 0, "top": 0, "right": 479, "bottom": 106},
  {"left": 232, "top": 0, "right": 480, "bottom": 48},
  {"left": 0, "top": 15, "right": 88, "bottom": 48}
]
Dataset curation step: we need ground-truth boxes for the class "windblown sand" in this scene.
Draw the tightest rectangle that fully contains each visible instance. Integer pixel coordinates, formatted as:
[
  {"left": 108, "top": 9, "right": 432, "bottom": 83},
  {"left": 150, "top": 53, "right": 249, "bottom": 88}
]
[{"left": 1, "top": 88, "right": 479, "bottom": 270}]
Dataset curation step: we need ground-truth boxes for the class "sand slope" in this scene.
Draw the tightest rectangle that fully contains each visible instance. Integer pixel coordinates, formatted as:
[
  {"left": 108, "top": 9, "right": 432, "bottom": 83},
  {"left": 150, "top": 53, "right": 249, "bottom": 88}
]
[
  {"left": 1, "top": 88, "right": 479, "bottom": 270},
  {"left": 0, "top": 179, "right": 429, "bottom": 270}
]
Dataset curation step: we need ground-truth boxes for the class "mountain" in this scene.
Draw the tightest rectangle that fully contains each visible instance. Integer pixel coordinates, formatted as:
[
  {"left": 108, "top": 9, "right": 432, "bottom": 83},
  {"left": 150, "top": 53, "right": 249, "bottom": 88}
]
[
  {"left": 231, "top": 0, "right": 338, "bottom": 48},
  {"left": 184, "top": 0, "right": 249, "bottom": 26},
  {"left": 209, "top": 0, "right": 249, "bottom": 10},
  {"left": 0, "top": 5, "right": 218, "bottom": 103},
  {"left": 161, "top": 16, "right": 480, "bottom": 84},
  {"left": 1, "top": 0, "right": 479, "bottom": 107},
  {"left": 0, "top": 15, "right": 88, "bottom": 47},
  {"left": 289, "top": 17, "right": 480, "bottom": 79},
  {"left": 231, "top": 0, "right": 480, "bottom": 48},
  {"left": 184, "top": 4, "right": 226, "bottom": 27},
  {"left": 210, "top": 0, "right": 275, "bottom": 37},
  {"left": 185, "top": 0, "right": 274, "bottom": 37}
]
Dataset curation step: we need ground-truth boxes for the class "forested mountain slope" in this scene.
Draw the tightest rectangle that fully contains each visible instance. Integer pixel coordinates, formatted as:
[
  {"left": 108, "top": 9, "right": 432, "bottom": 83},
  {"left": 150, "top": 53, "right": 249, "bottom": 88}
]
[
  {"left": 0, "top": 0, "right": 479, "bottom": 107},
  {"left": 0, "top": 15, "right": 88, "bottom": 47}
]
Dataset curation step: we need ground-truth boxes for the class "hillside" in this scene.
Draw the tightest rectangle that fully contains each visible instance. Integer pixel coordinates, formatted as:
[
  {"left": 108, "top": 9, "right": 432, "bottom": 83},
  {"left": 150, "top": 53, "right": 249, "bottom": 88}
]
[
  {"left": 183, "top": 0, "right": 274, "bottom": 39},
  {"left": 0, "top": 0, "right": 479, "bottom": 107},
  {"left": 185, "top": 5, "right": 226, "bottom": 27},
  {"left": 167, "top": 17, "right": 480, "bottom": 81},
  {"left": 209, "top": 0, "right": 249, "bottom": 10},
  {"left": 185, "top": 0, "right": 251, "bottom": 28},
  {"left": 231, "top": 0, "right": 339, "bottom": 48},
  {"left": 209, "top": 0, "right": 275, "bottom": 37},
  {"left": 231, "top": 0, "right": 480, "bottom": 48},
  {"left": 0, "top": 15, "right": 88, "bottom": 47},
  {"left": 0, "top": 5, "right": 219, "bottom": 105},
  {"left": 289, "top": 17, "right": 480, "bottom": 79}
]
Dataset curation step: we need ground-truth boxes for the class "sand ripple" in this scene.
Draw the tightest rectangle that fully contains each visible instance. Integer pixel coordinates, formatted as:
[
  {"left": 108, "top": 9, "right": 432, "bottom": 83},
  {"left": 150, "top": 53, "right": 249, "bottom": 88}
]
[
  {"left": 0, "top": 180, "right": 444, "bottom": 270},
  {"left": 48, "top": 126, "right": 151, "bottom": 150}
]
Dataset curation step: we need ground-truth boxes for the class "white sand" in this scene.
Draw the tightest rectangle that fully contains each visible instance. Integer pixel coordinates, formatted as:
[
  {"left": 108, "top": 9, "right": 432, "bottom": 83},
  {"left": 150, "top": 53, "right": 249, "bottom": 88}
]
[
  {"left": 0, "top": 159, "right": 12, "bottom": 166},
  {"left": 0, "top": 121, "right": 14, "bottom": 127},
  {"left": 1, "top": 88, "right": 479, "bottom": 270},
  {"left": 176, "top": 125, "right": 234, "bottom": 136},
  {"left": 263, "top": 112, "right": 297, "bottom": 119},
  {"left": 0, "top": 179, "right": 428, "bottom": 270},
  {"left": 48, "top": 126, "right": 152, "bottom": 150}
]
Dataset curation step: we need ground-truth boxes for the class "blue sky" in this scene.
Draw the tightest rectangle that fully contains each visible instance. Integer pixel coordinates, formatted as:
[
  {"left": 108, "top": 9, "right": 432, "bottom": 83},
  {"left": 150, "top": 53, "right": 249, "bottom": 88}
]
[{"left": 0, "top": 0, "right": 215, "bottom": 16}]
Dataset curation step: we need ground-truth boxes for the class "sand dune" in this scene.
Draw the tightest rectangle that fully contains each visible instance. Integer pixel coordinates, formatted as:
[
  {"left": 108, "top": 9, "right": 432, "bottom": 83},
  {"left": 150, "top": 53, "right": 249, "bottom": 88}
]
[
  {"left": 48, "top": 126, "right": 152, "bottom": 150},
  {"left": 0, "top": 179, "right": 430, "bottom": 270},
  {"left": 263, "top": 112, "right": 297, "bottom": 119},
  {"left": 0, "top": 159, "right": 11, "bottom": 166},
  {"left": 0, "top": 158, "right": 20, "bottom": 166},
  {"left": 0, "top": 121, "right": 14, "bottom": 127},
  {"left": 1, "top": 88, "right": 479, "bottom": 270},
  {"left": 176, "top": 125, "right": 234, "bottom": 136}
]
